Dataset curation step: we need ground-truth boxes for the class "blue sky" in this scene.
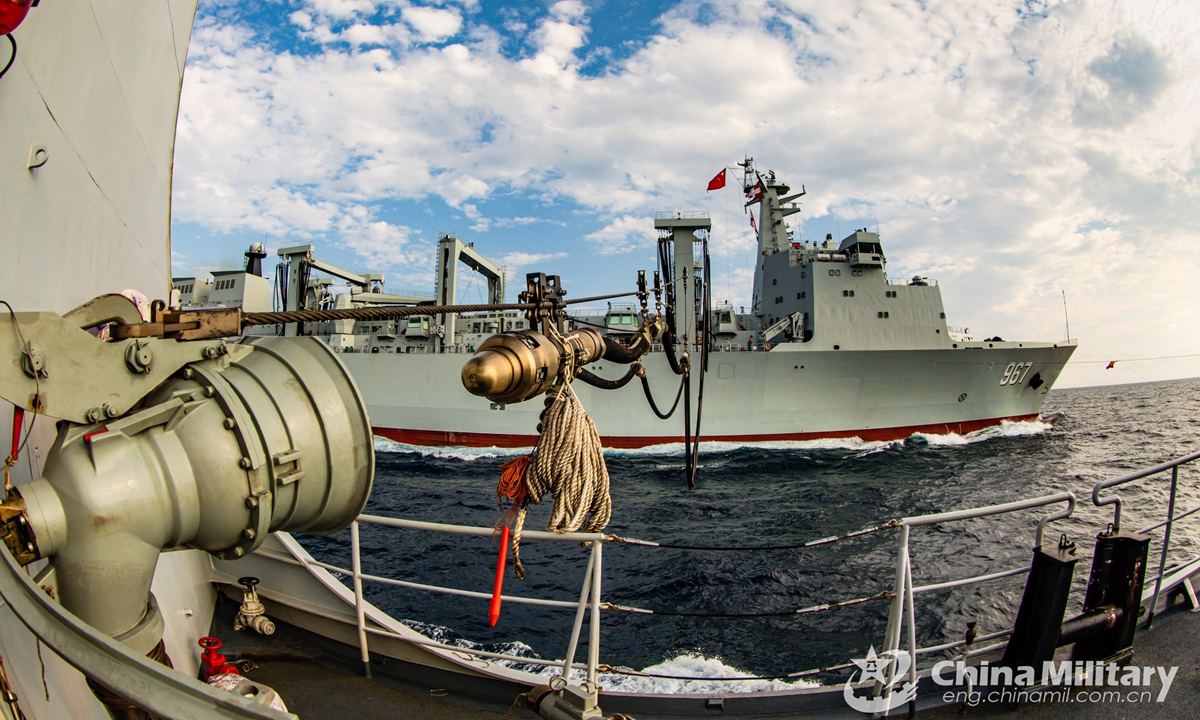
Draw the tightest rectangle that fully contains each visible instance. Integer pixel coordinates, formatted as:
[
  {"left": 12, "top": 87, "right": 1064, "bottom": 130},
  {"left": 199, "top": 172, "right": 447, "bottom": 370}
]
[{"left": 171, "top": 0, "right": 1200, "bottom": 387}]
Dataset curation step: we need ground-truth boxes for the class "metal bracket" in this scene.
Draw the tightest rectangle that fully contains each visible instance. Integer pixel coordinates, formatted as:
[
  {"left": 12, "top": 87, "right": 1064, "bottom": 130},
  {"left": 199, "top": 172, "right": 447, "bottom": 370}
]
[{"left": 0, "top": 309, "right": 251, "bottom": 423}]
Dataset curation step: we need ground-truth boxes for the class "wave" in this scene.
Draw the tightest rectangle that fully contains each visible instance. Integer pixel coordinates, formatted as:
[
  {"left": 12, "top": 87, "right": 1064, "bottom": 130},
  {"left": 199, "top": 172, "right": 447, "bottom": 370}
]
[
  {"left": 597, "top": 654, "right": 817, "bottom": 694},
  {"left": 373, "top": 437, "right": 531, "bottom": 459},
  {"left": 397, "top": 618, "right": 815, "bottom": 694}
]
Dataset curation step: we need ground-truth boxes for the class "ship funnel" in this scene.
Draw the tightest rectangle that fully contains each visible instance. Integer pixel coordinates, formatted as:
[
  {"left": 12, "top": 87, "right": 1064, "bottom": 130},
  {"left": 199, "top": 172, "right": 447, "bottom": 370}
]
[{"left": 462, "top": 328, "right": 605, "bottom": 404}]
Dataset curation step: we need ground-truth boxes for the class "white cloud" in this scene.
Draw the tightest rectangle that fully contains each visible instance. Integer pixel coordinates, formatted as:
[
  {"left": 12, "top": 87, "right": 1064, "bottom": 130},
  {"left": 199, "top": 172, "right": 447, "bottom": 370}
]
[
  {"left": 403, "top": 6, "right": 463, "bottom": 43},
  {"left": 502, "top": 250, "right": 569, "bottom": 276},
  {"left": 583, "top": 215, "right": 653, "bottom": 255},
  {"left": 175, "top": 0, "right": 1200, "bottom": 387}
]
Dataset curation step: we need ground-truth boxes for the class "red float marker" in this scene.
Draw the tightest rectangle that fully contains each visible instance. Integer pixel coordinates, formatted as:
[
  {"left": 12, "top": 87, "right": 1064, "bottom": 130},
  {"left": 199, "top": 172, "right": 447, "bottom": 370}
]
[
  {"left": 489, "top": 525, "right": 510, "bottom": 627},
  {"left": 10, "top": 406, "right": 23, "bottom": 458}
]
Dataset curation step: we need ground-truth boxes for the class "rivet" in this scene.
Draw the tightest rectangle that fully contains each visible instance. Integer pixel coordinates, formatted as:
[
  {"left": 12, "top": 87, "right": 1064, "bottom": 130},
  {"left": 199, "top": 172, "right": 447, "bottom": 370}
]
[
  {"left": 233, "top": 547, "right": 245, "bottom": 558},
  {"left": 86, "top": 407, "right": 103, "bottom": 423},
  {"left": 102, "top": 403, "right": 119, "bottom": 418},
  {"left": 204, "top": 386, "right": 215, "bottom": 397},
  {"left": 243, "top": 528, "right": 256, "bottom": 539},
  {"left": 216, "top": 552, "right": 226, "bottom": 560},
  {"left": 224, "top": 418, "right": 236, "bottom": 430},
  {"left": 182, "top": 368, "right": 195, "bottom": 380},
  {"left": 239, "top": 457, "right": 252, "bottom": 469},
  {"left": 245, "top": 496, "right": 259, "bottom": 508}
]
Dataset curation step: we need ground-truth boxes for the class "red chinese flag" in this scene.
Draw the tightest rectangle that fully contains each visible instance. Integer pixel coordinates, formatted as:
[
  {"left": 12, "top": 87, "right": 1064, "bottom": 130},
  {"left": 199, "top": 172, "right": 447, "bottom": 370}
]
[{"left": 707, "top": 168, "right": 727, "bottom": 192}]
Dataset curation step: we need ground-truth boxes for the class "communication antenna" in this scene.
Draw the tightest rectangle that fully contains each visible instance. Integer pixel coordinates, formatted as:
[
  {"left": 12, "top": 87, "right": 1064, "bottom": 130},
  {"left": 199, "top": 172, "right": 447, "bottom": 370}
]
[{"left": 1062, "top": 290, "right": 1070, "bottom": 342}]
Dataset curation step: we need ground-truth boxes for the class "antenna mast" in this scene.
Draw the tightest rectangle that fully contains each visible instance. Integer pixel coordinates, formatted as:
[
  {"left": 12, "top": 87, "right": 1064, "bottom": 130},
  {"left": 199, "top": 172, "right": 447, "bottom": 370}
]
[{"left": 1062, "top": 290, "right": 1070, "bottom": 342}]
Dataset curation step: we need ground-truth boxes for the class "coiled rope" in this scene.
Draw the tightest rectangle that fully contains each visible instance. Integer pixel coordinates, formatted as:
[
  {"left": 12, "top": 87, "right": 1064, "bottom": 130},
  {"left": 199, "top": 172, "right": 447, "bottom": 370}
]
[{"left": 505, "top": 378, "right": 611, "bottom": 579}]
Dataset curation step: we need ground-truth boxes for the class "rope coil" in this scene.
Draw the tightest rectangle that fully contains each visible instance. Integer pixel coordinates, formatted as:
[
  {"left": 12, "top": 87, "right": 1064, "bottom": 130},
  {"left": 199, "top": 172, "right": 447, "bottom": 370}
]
[{"left": 498, "top": 324, "right": 612, "bottom": 579}]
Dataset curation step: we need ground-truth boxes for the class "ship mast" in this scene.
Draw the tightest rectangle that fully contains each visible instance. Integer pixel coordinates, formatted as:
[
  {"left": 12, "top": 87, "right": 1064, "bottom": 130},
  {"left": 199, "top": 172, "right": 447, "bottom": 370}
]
[{"left": 740, "top": 157, "right": 805, "bottom": 318}]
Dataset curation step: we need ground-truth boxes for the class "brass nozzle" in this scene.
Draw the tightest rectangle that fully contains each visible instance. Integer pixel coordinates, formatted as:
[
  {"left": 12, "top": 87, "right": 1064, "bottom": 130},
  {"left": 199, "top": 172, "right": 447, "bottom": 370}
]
[{"left": 461, "top": 328, "right": 607, "bottom": 404}]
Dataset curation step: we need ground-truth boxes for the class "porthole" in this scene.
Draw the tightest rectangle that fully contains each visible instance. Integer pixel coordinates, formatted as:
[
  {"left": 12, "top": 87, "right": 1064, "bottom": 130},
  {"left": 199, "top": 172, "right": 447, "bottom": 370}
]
[
  {"left": 833, "top": 345, "right": 840, "bottom": 350},
  {"left": 843, "top": 290, "right": 848, "bottom": 297},
  {"left": 772, "top": 278, "right": 777, "bottom": 285},
  {"left": 884, "top": 312, "right": 889, "bottom": 318},
  {"left": 877, "top": 311, "right": 883, "bottom": 318},
  {"left": 940, "top": 312, "right": 945, "bottom": 319}
]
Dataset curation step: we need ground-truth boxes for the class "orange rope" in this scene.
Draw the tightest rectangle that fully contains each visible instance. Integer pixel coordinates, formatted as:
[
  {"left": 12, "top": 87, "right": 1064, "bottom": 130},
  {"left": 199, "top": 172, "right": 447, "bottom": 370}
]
[{"left": 495, "top": 455, "right": 530, "bottom": 533}]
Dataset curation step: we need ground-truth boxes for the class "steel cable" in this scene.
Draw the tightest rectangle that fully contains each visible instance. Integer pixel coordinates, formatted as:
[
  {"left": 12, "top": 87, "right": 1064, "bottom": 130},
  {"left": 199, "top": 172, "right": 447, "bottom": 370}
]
[
  {"left": 242, "top": 302, "right": 535, "bottom": 326},
  {"left": 607, "top": 518, "right": 902, "bottom": 551},
  {"left": 600, "top": 590, "right": 894, "bottom": 618}
]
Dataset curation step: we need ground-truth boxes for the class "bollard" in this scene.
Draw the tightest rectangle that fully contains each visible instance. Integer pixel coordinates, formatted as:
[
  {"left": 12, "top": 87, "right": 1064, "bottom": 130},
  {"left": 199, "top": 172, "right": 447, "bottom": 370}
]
[
  {"left": 1071, "top": 530, "right": 1149, "bottom": 665},
  {"left": 1001, "top": 535, "right": 1077, "bottom": 671}
]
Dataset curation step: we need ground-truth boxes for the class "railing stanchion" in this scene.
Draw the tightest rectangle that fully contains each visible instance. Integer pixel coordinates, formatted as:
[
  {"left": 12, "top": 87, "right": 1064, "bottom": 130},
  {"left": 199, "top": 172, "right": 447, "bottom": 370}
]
[
  {"left": 561, "top": 546, "right": 597, "bottom": 679},
  {"left": 351, "top": 521, "right": 372, "bottom": 678},
  {"left": 905, "top": 556, "right": 918, "bottom": 719},
  {"left": 587, "top": 540, "right": 603, "bottom": 686},
  {"left": 1147, "top": 466, "right": 1179, "bottom": 629},
  {"left": 877, "top": 523, "right": 910, "bottom": 701}
]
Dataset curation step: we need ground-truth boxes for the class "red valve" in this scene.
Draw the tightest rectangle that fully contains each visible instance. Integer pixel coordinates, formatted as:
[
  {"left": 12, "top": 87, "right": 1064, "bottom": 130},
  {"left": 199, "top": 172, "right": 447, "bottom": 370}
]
[
  {"left": 198, "top": 636, "right": 240, "bottom": 680},
  {"left": 489, "top": 525, "right": 510, "bottom": 627},
  {"left": 0, "top": 1, "right": 34, "bottom": 36}
]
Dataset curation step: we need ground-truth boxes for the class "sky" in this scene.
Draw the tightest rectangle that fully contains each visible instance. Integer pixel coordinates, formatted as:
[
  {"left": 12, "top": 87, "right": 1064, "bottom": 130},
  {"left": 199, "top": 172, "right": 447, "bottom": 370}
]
[{"left": 171, "top": 0, "right": 1200, "bottom": 389}]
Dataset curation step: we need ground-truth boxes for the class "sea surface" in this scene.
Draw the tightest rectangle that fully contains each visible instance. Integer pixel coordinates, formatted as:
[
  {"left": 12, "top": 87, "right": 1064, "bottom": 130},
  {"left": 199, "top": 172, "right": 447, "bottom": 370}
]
[{"left": 300, "top": 377, "right": 1200, "bottom": 693}]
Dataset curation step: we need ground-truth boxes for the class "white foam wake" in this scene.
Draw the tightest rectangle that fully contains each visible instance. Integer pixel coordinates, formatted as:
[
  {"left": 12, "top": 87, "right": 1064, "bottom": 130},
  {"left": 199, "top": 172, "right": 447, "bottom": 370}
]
[
  {"left": 397, "top": 618, "right": 816, "bottom": 695},
  {"left": 372, "top": 437, "right": 532, "bottom": 460},
  {"left": 909, "top": 419, "right": 1054, "bottom": 447},
  {"left": 596, "top": 654, "right": 817, "bottom": 694}
]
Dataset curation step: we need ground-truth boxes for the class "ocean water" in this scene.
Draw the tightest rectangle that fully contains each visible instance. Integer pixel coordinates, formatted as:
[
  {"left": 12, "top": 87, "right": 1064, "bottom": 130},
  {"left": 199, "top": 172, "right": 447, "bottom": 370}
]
[{"left": 300, "top": 377, "right": 1200, "bottom": 691}]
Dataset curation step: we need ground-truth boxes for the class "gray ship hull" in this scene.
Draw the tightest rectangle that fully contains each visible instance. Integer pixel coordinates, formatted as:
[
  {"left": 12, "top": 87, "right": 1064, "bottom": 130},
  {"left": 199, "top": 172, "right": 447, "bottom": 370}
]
[{"left": 345, "top": 341, "right": 1075, "bottom": 448}]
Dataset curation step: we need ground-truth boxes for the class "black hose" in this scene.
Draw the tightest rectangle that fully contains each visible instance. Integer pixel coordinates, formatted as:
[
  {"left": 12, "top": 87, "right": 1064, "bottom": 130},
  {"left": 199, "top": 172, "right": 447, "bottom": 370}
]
[
  {"left": 688, "top": 239, "right": 711, "bottom": 488},
  {"left": 0, "top": 35, "right": 15, "bottom": 81},
  {"left": 683, "top": 365, "right": 693, "bottom": 488},
  {"left": 575, "top": 364, "right": 641, "bottom": 391},
  {"left": 660, "top": 330, "right": 686, "bottom": 376},
  {"left": 600, "top": 335, "right": 649, "bottom": 364},
  {"left": 640, "top": 372, "right": 685, "bottom": 420}
]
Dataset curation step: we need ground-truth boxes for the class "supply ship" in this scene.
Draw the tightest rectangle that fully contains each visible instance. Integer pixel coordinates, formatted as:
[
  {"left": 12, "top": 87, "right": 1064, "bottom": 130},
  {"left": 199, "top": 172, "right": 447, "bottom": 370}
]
[{"left": 179, "top": 167, "right": 1076, "bottom": 449}]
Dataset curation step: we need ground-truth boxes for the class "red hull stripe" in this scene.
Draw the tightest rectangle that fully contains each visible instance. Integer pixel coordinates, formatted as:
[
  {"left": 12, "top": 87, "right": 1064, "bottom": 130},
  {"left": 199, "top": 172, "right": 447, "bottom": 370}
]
[{"left": 373, "top": 414, "right": 1043, "bottom": 450}]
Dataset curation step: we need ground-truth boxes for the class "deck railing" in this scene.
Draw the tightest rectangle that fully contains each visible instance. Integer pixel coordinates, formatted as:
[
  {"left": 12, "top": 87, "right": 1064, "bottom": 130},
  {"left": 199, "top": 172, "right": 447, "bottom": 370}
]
[
  {"left": 307, "top": 451, "right": 1200, "bottom": 703},
  {"left": 1094, "top": 450, "right": 1200, "bottom": 628}
]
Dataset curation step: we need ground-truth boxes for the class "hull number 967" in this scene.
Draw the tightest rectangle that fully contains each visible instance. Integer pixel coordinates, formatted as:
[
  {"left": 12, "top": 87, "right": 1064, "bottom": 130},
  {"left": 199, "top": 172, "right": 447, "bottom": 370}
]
[{"left": 1001, "top": 362, "right": 1032, "bottom": 386}]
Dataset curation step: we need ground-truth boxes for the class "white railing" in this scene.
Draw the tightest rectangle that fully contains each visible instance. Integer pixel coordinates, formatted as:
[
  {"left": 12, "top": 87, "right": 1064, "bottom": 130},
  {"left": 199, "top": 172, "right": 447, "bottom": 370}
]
[
  {"left": 1094, "top": 450, "right": 1200, "bottom": 628},
  {"left": 309, "top": 451, "right": 1200, "bottom": 700},
  {"left": 335, "top": 514, "right": 607, "bottom": 684},
  {"left": 876, "top": 492, "right": 1076, "bottom": 715}
]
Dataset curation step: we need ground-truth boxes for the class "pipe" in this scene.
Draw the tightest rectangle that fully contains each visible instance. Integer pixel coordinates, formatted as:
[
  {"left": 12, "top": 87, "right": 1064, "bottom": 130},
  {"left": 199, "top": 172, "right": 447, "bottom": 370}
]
[
  {"left": 599, "top": 335, "right": 648, "bottom": 364},
  {"left": 1058, "top": 605, "right": 1123, "bottom": 647},
  {"left": 575, "top": 364, "right": 641, "bottom": 391}
]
